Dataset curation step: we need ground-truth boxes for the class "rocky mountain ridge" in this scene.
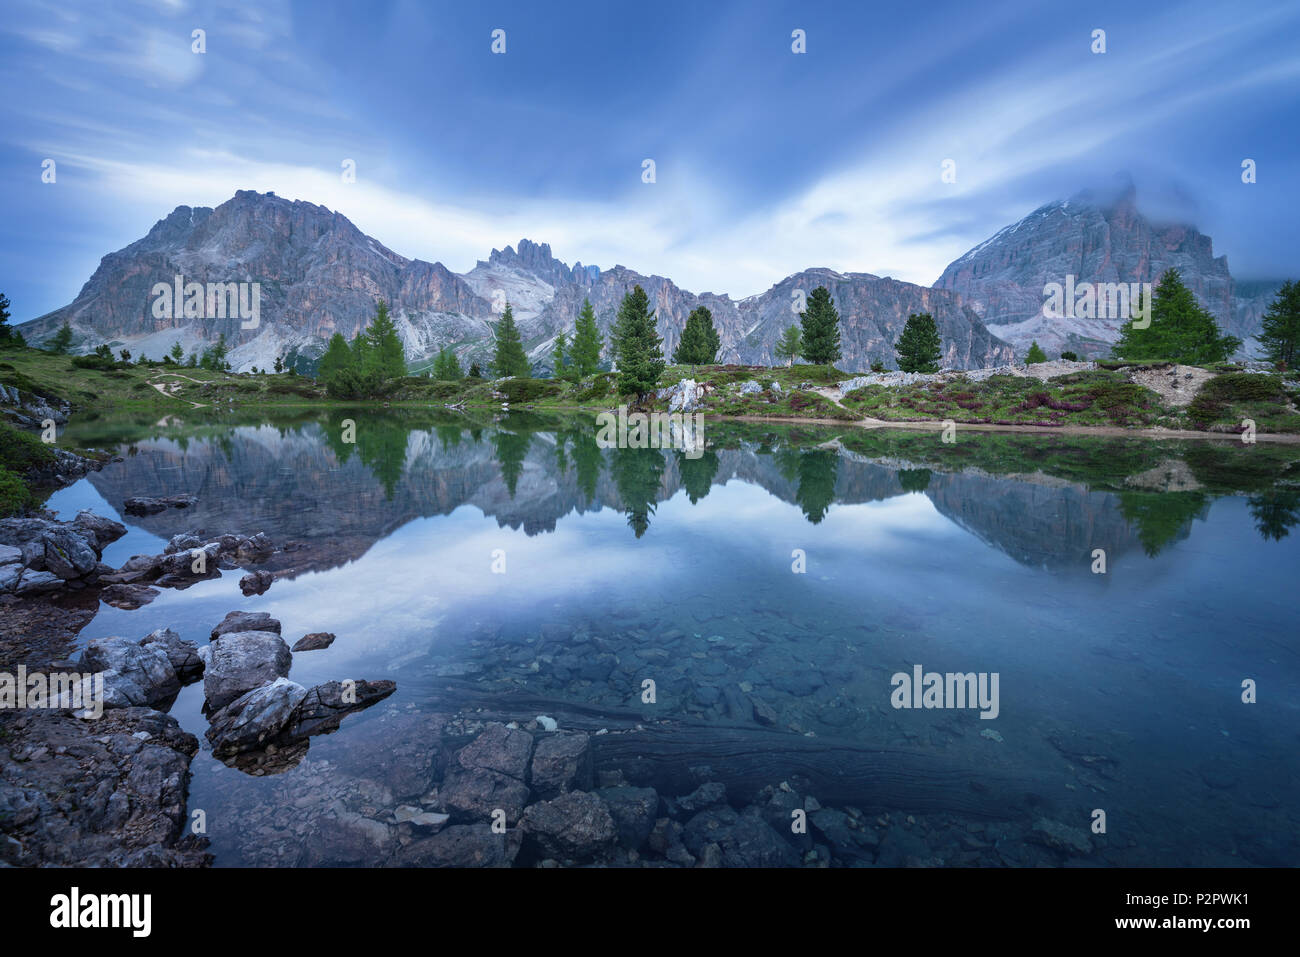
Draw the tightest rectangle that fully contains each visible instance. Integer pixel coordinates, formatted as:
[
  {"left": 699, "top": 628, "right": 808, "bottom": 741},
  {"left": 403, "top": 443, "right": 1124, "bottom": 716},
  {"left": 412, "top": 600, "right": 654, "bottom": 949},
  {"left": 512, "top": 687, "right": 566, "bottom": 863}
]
[
  {"left": 22, "top": 183, "right": 1281, "bottom": 371},
  {"left": 23, "top": 191, "right": 1010, "bottom": 373}
]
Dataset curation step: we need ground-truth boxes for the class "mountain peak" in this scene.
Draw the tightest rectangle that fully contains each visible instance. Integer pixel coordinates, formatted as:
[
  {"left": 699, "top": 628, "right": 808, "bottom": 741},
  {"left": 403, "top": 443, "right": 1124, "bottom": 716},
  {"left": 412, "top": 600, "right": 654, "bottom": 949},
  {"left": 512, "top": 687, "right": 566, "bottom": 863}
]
[{"left": 1067, "top": 172, "right": 1138, "bottom": 214}]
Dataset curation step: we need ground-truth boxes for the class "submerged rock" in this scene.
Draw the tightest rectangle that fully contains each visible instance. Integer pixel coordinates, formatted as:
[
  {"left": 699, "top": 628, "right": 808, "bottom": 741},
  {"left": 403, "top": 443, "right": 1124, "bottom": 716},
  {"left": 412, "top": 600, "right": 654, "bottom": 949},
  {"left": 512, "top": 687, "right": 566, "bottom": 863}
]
[
  {"left": 455, "top": 721, "right": 534, "bottom": 780},
  {"left": 530, "top": 732, "right": 592, "bottom": 799},
  {"left": 393, "top": 824, "right": 521, "bottom": 868},
  {"left": 520, "top": 791, "right": 617, "bottom": 860},
  {"left": 123, "top": 495, "right": 197, "bottom": 515},
  {"left": 676, "top": 781, "right": 727, "bottom": 814},
  {"left": 440, "top": 767, "right": 531, "bottom": 825},
  {"left": 681, "top": 806, "right": 800, "bottom": 867},
  {"left": 1029, "top": 817, "right": 1092, "bottom": 856},
  {"left": 597, "top": 786, "right": 660, "bottom": 850}
]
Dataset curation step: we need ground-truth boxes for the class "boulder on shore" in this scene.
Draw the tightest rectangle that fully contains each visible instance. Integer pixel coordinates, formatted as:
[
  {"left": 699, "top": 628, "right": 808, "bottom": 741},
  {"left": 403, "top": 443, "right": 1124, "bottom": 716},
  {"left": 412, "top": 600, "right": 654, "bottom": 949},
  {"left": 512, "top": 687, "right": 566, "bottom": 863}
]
[{"left": 200, "top": 630, "right": 291, "bottom": 711}]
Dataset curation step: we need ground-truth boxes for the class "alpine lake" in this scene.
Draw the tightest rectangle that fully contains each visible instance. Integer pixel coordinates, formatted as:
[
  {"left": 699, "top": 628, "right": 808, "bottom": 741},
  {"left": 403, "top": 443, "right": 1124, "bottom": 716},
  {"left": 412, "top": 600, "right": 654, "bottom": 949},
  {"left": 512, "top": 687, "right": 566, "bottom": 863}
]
[{"left": 43, "top": 407, "right": 1300, "bottom": 867}]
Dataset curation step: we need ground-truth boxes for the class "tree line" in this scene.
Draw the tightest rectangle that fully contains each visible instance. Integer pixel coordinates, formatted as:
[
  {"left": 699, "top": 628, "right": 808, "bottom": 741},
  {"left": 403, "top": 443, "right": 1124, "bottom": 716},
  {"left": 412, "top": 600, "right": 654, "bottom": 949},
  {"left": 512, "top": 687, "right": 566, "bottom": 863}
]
[{"left": 5, "top": 268, "right": 1300, "bottom": 386}]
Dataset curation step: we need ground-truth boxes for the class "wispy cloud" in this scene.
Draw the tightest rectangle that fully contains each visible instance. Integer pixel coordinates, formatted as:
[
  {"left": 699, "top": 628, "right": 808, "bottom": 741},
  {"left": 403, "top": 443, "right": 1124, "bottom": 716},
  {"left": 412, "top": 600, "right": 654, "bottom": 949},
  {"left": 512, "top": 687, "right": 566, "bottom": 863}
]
[{"left": 2, "top": 0, "right": 1297, "bottom": 316}]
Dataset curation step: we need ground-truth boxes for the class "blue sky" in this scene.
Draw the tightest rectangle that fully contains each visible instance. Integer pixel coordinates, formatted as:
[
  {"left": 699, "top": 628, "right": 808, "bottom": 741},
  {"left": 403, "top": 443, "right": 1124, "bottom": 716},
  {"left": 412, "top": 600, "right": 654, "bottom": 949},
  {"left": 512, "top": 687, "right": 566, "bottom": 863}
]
[{"left": 2, "top": 0, "right": 1298, "bottom": 320}]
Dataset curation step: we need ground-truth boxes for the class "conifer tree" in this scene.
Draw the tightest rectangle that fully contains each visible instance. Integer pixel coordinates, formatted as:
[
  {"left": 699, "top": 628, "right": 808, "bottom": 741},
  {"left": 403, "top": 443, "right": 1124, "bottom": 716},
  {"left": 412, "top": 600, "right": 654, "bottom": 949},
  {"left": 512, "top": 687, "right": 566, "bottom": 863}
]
[
  {"left": 551, "top": 331, "right": 569, "bottom": 380},
  {"left": 49, "top": 321, "right": 73, "bottom": 354},
  {"left": 1112, "top": 269, "right": 1240, "bottom": 364},
  {"left": 799, "top": 286, "right": 841, "bottom": 365},
  {"left": 492, "top": 303, "right": 530, "bottom": 377},
  {"left": 774, "top": 325, "right": 801, "bottom": 366},
  {"left": 673, "top": 306, "right": 720, "bottom": 365},
  {"left": 364, "top": 300, "right": 407, "bottom": 380},
  {"left": 1256, "top": 279, "right": 1300, "bottom": 370},
  {"left": 612, "top": 285, "right": 665, "bottom": 400},
  {"left": 895, "top": 312, "right": 942, "bottom": 373},
  {"left": 432, "top": 347, "right": 462, "bottom": 380},
  {"left": 570, "top": 297, "right": 603, "bottom": 377},
  {"left": 1025, "top": 340, "right": 1047, "bottom": 364}
]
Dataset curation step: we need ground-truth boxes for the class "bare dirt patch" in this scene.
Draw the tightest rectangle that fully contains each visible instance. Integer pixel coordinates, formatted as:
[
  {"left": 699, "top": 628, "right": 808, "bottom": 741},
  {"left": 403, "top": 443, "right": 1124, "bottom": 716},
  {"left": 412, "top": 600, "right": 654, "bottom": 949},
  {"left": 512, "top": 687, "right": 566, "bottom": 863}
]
[{"left": 1128, "top": 364, "right": 1215, "bottom": 409}]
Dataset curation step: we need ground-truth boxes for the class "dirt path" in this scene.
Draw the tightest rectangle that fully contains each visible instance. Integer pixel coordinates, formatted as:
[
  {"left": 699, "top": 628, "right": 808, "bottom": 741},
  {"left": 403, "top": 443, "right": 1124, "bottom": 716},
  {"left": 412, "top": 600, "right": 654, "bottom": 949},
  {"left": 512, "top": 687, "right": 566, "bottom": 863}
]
[
  {"left": 147, "top": 375, "right": 208, "bottom": 408},
  {"left": 812, "top": 386, "right": 849, "bottom": 409}
]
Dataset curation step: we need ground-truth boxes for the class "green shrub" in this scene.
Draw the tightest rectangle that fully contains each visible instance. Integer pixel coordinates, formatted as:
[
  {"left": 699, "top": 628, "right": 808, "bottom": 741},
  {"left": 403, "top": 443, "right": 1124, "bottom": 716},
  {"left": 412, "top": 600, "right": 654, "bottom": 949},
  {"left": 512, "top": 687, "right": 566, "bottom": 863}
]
[
  {"left": 1197, "top": 373, "right": 1287, "bottom": 404},
  {"left": 70, "top": 354, "right": 117, "bottom": 371},
  {"left": 497, "top": 377, "right": 561, "bottom": 404},
  {"left": 0, "top": 422, "right": 56, "bottom": 473},
  {"left": 265, "top": 379, "right": 322, "bottom": 398},
  {"left": 0, "top": 466, "right": 32, "bottom": 516},
  {"left": 1188, "top": 373, "right": 1289, "bottom": 425}
]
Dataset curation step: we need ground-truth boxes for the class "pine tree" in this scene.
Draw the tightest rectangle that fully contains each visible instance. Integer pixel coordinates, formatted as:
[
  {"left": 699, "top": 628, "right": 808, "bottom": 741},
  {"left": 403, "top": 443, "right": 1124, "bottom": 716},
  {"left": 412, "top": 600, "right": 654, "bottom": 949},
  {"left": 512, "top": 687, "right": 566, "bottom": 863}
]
[
  {"left": 364, "top": 300, "right": 407, "bottom": 381},
  {"left": 274, "top": 355, "right": 284, "bottom": 374},
  {"left": 1025, "top": 341, "right": 1047, "bottom": 364},
  {"left": 169, "top": 341, "right": 185, "bottom": 363},
  {"left": 551, "top": 331, "right": 569, "bottom": 380},
  {"left": 201, "top": 333, "right": 229, "bottom": 371},
  {"left": 491, "top": 303, "right": 530, "bottom": 378},
  {"left": 1112, "top": 269, "right": 1241, "bottom": 364},
  {"left": 1256, "top": 279, "right": 1300, "bottom": 370},
  {"left": 432, "top": 347, "right": 462, "bottom": 380},
  {"left": 774, "top": 325, "right": 801, "bottom": 366},
  {"left": 0, "top": 292, "right": 11, "bottom": 342},
  {"left": 570, "top": 298, "right": 603, "bottom": 377},
  {"left": 468, "top": 362, "right": 483, "bottom": 379},
  {"left": 673, "top": 306, "right": 720, "bottom": 365},
  {"left": 49, "top": 321, "right": 73, "bottom": 354},
  {"left": 612, "top": 285, "right": 665, "bottom": 400},
  {"left": 799, "top": 287, "right": 841, "bottom": 365},
  {"left": 895, "top": 312, "right": 942, "bottom": 373},
  {"left": 318, "top": 333, "right": 353, "bottom": 382}
]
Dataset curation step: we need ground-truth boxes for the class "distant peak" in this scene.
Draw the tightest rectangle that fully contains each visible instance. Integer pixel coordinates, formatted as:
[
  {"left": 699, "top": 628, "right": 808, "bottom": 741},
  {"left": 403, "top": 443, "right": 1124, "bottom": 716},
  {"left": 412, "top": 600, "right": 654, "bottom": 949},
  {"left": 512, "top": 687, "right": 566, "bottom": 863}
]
[{"left": 490, "top": 238, "right": 556, "bottom": 267}]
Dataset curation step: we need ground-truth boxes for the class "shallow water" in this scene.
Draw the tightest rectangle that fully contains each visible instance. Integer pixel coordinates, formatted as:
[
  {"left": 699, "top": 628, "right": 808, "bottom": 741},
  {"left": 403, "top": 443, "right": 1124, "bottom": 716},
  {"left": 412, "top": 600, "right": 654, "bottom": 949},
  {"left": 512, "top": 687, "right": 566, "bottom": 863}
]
[{"left": 45, "top": 411, "right": 1300, "bottom": 866}]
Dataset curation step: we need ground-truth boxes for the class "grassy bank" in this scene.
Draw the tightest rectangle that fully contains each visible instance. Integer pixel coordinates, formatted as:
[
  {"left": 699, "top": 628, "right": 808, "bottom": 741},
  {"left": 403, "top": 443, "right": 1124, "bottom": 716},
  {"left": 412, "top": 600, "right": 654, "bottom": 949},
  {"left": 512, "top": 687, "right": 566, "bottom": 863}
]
[{"left": 3, "top": 344, "right": 1299, "bottom": 438}]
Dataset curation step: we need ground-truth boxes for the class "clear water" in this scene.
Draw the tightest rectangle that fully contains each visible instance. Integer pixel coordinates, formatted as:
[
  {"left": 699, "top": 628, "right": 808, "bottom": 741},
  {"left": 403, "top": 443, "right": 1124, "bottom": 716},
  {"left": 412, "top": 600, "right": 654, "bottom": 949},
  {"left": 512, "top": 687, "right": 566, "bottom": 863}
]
[{"left": 44, "top": 411, "right": 1300, "bottom": 866}]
